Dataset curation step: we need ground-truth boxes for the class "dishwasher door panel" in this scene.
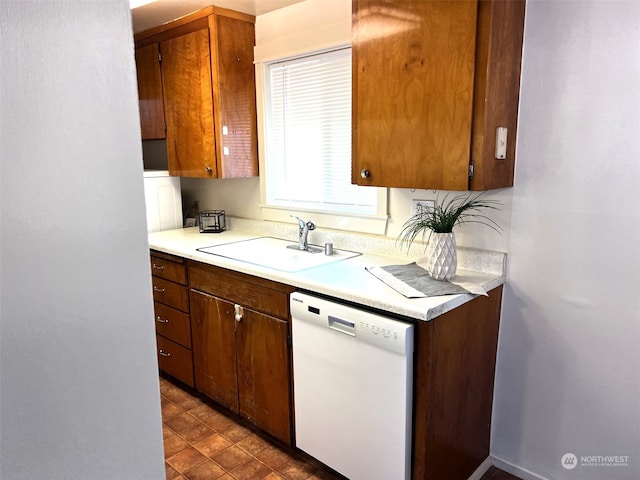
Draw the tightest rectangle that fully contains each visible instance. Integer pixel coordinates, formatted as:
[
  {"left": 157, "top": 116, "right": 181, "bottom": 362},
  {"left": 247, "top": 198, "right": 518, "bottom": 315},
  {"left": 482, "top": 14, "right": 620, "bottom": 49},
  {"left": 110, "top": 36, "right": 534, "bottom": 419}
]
[{"left": 292, "top": 294, "right": 413, "bottom": 480}]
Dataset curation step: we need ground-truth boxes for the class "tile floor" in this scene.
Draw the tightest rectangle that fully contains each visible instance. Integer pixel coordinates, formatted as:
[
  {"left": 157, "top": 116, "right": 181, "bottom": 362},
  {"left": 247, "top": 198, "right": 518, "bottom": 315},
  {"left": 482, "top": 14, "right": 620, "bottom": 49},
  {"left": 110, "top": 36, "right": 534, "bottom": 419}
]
[
  {"left": 160, "top": 376, "right": 521, "bottom": 480},
  {"left": 160, "top": 376, "right": 339, "bottom": 480}
]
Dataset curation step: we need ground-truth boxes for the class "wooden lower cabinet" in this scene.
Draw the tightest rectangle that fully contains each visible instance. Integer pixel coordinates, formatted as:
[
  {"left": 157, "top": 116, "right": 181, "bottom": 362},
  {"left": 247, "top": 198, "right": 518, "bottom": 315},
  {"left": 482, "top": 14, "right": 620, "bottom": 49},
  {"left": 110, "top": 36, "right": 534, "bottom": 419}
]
[
  {"left": 151, "top": 251, "right": 194, "bottom": 387},
  {"left": 156, "top": 335, "right": 194, "bottom": 387},
  {"left": 151, "top": 251, "right": 503, "bottom": 475},
  {"left": 412, "top": 285, "right": 503, "bottom": 480},
  {"left": 188, "top": 262, "right": 295, "bottom": 445},
  {"left": 190, "top": 291, "right": 239, "bottom": 411}
]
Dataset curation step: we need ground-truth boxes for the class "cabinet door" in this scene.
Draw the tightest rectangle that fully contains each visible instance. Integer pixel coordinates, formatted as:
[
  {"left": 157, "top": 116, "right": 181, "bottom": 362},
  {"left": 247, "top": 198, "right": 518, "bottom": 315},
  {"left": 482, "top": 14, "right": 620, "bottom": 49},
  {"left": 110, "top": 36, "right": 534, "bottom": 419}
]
[
  {"left": 135, "top": 43, "right": 165, "bottom": 140},
  {"left": 212, "top": 15, "right": 258, "bottom": 178},
  {"left": 161, "top": 28, "right": 217, "bottom": 178},
  {"left": 352, "top": 0, "right": 478, "bottom": 190},
  {"left": 236, "top": 308, "right": 291, "bottom": 445},
  {"left": 190, "top": 290, "right": 238, "bottom": 412}
]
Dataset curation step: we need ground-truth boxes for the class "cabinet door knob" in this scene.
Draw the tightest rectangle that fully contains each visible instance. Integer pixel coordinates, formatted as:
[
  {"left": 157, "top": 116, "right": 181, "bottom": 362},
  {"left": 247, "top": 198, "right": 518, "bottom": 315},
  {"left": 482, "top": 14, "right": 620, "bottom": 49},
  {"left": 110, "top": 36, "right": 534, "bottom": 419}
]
[
  {"left": 360, "top": 169, "right": 370, "bottom": 179},
  {"left": 153, "top": 286, "right": 165, "bottom": 293},
  {"left": 159, "top": 349, "right": 171, "bottom": 357},
  {"left": 152, "top": 263, "right": 164, "bottom": 270},
  {"left": 234, "top": 304, "right": 244, "bottom": 322},
  {"left": 205, "top": 165, "right": 212, "bottom": 174},
  {"left": 156, "top": 316, "right": 169, "bottom": 324}
]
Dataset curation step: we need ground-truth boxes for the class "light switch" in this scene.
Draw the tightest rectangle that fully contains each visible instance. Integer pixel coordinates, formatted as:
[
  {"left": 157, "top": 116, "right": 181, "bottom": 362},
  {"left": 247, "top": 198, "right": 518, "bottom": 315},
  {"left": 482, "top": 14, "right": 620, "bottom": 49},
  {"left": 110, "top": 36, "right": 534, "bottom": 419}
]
[
  {"left": 495, "top": 127, "right": 508, "bottom": 159},
  {"left": 223, "top": 146, "right": 230, "bottom": 156}
]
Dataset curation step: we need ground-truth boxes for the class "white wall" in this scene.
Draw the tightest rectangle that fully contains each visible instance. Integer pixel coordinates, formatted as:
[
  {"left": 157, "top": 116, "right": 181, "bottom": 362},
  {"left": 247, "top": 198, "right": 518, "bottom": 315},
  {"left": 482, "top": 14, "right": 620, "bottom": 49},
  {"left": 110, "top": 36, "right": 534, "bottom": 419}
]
[
  {"left": 0, "top": 2, "right": 165, "bottom": 479},
  {"left": 492, "top": 1, "right": 640, "bottom": 479}
]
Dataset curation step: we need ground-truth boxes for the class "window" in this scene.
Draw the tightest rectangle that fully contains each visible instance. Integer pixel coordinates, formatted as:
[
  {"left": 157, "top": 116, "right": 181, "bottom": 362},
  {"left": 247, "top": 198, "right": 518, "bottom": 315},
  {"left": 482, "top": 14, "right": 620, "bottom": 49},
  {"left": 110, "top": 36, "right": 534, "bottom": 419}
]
[{"left": 260, "top": 48, "right": 387, "bottom": 233}]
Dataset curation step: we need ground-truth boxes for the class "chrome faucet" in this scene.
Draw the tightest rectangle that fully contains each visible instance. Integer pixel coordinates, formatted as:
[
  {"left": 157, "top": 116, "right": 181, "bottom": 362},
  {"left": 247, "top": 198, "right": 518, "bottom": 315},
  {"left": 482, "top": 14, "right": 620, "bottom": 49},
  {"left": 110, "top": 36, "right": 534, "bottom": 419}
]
[{"left": 291, "top": 215, "right": 316, "bottom": 251}]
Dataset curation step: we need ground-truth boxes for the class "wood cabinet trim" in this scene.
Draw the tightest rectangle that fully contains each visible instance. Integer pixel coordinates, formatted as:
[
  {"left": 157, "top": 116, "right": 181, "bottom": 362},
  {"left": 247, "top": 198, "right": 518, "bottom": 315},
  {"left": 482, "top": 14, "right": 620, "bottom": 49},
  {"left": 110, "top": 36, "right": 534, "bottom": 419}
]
[
  {"left": 412, "top": 285, "right": 503, "bottom": 480},
  {"left": 134, "top": 6, "right": 254, "bottom": 45},
  {"left": 151, "top": 250, "right": 186, "bottom": 264},
  {"left": 470, "top": 0, "right": 525, "bottom": 191},
  {"left": 188, "top": 260, "right": 294, "bottom": 294}
]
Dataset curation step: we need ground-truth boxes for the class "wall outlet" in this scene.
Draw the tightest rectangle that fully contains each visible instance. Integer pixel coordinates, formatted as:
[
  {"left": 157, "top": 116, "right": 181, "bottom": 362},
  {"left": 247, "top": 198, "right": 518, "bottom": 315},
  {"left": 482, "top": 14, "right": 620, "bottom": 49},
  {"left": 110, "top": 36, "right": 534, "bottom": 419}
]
[{"left": 411, "top": 199, "right": 435, "bottom": 217}]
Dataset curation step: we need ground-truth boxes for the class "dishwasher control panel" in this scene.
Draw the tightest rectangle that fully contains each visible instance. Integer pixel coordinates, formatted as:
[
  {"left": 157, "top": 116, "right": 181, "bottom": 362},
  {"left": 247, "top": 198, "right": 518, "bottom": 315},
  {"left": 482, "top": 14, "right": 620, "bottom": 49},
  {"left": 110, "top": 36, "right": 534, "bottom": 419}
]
[{"left": 291, "top": 292, "right": 413, "bottom": 356}]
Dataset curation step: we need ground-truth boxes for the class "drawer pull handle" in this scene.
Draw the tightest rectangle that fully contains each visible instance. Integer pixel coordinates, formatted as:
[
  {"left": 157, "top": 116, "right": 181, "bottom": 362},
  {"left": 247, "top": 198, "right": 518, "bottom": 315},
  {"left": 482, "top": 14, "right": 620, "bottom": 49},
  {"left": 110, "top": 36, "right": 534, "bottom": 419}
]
[
  {"left": 159, "top": 349, "right": 171, "bottom": 357},
  {"left": 152, "top": 263, "right": 165, "bottom": 270},
  {"left": 153, "top": 286, "right": 165, "bottom": 293},
  {"left": 156, "top": 316, "right": 169, "bottom": 324}
]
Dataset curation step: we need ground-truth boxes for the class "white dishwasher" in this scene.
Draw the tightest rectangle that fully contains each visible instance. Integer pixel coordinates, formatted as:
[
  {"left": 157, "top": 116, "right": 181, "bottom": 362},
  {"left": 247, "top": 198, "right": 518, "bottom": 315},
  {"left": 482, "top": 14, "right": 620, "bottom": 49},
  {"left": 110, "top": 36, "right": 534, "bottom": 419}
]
[{"left": 291, "top": 291, "right": 414, "bottom": 480}]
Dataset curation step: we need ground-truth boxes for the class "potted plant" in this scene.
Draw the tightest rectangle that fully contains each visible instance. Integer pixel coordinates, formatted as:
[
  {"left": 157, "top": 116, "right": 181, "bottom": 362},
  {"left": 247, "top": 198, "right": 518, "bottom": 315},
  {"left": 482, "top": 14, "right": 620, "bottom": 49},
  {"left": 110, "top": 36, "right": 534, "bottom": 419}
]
[{"left": 398, "top": 193, "right": 501, "bottom": 281}]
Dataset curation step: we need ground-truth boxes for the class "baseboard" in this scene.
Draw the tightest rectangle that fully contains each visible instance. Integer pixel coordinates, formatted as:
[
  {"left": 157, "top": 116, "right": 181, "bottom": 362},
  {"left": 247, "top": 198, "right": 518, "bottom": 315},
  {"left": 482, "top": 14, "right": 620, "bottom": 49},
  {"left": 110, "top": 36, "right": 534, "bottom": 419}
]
[
  {"left": 468, "top": 457, "right": 492, "bottom": 480},
  {"left": 491, "top": 455, "right": 549, "bottom": 480}
]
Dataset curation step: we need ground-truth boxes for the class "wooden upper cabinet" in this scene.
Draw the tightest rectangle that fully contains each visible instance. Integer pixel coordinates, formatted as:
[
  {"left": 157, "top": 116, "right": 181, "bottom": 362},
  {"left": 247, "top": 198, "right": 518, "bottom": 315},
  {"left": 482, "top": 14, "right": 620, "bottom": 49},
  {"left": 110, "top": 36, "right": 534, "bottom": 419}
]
[
  {"left": 135, "top": 43, "right": 165, "bottom": 140},
  {"left": 134, "top": 7, "right": 259, "bottom": 179},
  {"left": 212, "top": 15, "right": 259, "bottom": 178},
  {"left": 161, "top": 27, "right": 217, "bottom": 177},
  {"left": 352, "top": 0, "right": 525, "bottom": 191}
]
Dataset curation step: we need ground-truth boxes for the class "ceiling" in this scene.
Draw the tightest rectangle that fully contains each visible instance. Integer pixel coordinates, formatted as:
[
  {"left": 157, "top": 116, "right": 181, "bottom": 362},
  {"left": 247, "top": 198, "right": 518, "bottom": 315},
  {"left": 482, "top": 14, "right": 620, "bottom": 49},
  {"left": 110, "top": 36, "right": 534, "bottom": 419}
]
[{"left": 131, "top": 0, "right": 305, "bottom": 33}]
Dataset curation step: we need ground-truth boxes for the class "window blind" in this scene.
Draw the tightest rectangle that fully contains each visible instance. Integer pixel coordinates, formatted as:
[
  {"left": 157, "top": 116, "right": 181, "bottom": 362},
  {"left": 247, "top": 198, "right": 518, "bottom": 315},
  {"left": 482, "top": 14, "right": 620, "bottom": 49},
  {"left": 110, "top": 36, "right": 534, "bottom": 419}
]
[{"left": 265, "top": 48, "right": 377, "bottom": 214}]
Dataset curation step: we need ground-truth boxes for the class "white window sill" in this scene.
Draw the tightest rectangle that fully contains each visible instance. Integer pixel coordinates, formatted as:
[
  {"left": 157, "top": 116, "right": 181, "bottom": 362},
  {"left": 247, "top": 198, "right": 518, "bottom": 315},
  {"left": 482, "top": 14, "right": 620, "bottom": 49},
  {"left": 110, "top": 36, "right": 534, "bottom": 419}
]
[{"left": 260, "top": 204, "right": 388, "bottom": 235}]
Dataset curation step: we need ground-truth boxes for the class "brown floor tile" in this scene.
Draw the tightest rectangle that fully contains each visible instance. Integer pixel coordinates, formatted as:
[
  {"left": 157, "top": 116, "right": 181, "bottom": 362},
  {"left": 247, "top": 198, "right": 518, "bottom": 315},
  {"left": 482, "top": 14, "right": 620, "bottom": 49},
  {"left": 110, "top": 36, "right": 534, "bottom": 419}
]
[
  {"left": 175, "top": 395, "right": 203, "bottom": 412},
  {"left": 163, "top": 424, "right": 176, "bottom": 440},
  {"left": 212, "top": 445, "right": 253, "bottom": 471},
  {"left": 187, "top": 402, "right": 219, "bottom": 421},
  {"left": 164, "top": 434, "right": 190, "bottom": 458},
  {"left": 220, "top": 423, "right": 251, "bottom": 443},
  {"left": 262, "top": 472, "right": 286, "bottom": 480},
  {"left": 166, "top": 446, "right": 209, "bottom": 474},
  {"left": 178, "top": 422, "right": 216, "bottom": 444},
  {"left": 193, "top": 433, "right": 234, "bottom": 459},
  {"left": 204, "top": 412, "right": 236, "bottom": 433},
  {"left": 165, "top": 462, "right": 182, "bottom": 480},
  {"left": 182, "top": 459, "right": 226, "bottom": 480},
  {"left": 276, "top": 458, "right": 317, "bottom": 480},
  {"left": 229, "top": 458, "right": 273, "bottom": 480},
  {"left": 305, "top": 469, "right": 342, "bottom": 480},
  {"left": 165, "top": 412, "right": 203, "bottom": 434},
  {"left": 236, "top": 433, "right": 271, "bottom": 456},
  {"left": 256, "top": 445, "right": 295, "bottom": 470},
  {"left": 482, "top": 466, "right": 522, "bottom": 480},
  {"left": 159, "top": 378, "right": 175, "bottom": 395},
  {"left": 163, "top": 384, "right": 195, "bottom": 404},
  {"left": 160, "top": 377, "right": 519, "bottom": 480},
  {"left": 162, "top": 401, "right": 186, "bottom": 420}
]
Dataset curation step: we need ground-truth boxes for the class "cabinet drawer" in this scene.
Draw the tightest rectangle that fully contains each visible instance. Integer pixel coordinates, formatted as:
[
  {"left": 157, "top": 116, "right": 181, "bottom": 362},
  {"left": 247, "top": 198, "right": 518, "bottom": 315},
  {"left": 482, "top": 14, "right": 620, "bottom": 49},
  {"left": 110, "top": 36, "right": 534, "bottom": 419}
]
[
  {"left": 188, "top": 263, "right": 293, "bottom": 319},
  {"left": 150, "top": 255, "right": 187, "bottom": 285},
  {"left": 154, "top": 302, "right": 191, "bottom": 348},
  {"left": 157, "top": 335, "right": 194, "bottom": 387},
  {"left": 152, "top": 277, "right": 189, "bottom": 312}
]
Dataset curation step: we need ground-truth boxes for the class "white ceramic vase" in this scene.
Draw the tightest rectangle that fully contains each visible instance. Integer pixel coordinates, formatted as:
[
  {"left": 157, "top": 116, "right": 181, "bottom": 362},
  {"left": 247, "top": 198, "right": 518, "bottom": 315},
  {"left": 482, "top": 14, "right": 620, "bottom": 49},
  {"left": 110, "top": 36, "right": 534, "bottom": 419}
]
[{"left": 417, "top": 232, "right": 457, "bottom": 281}]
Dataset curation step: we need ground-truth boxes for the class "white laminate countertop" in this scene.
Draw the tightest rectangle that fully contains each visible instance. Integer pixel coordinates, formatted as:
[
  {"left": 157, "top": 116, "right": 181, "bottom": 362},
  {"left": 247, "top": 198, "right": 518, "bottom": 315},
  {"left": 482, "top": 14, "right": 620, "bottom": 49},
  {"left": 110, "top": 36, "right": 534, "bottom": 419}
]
[{"left": 148, "top": 225, "right": 506, "bottom": 322}]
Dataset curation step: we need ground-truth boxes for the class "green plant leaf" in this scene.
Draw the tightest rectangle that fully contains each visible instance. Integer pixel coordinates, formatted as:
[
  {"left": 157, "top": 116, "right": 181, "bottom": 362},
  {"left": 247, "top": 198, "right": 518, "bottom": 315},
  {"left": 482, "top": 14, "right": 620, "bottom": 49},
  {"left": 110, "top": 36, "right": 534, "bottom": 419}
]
[{"left": 397, "top": 192, "right": 502, "bottom": 251}]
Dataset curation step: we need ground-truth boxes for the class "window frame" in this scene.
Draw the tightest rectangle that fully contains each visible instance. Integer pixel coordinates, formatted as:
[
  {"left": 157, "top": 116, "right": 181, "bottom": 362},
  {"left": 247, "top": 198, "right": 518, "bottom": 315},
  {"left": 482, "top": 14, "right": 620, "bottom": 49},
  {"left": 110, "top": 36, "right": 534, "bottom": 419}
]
[{"left": 256, "top": 46, "right": 388, "bottom": 235}]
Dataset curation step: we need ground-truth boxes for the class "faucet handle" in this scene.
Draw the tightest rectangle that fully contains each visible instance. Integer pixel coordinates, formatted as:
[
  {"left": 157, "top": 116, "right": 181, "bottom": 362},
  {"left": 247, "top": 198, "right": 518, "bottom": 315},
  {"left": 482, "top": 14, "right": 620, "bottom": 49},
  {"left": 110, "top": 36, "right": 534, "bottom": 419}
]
[{"left": 290, "top": 214, "right": 305, "bottom": 230}]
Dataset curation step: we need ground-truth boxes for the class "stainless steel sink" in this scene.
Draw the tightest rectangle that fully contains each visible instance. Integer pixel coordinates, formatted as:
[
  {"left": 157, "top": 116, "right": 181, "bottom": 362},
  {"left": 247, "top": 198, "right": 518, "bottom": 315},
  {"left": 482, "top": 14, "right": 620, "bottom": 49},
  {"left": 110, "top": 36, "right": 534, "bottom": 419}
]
[{"left": 197, "top": 237, "right": 361, "bottom": 272}]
